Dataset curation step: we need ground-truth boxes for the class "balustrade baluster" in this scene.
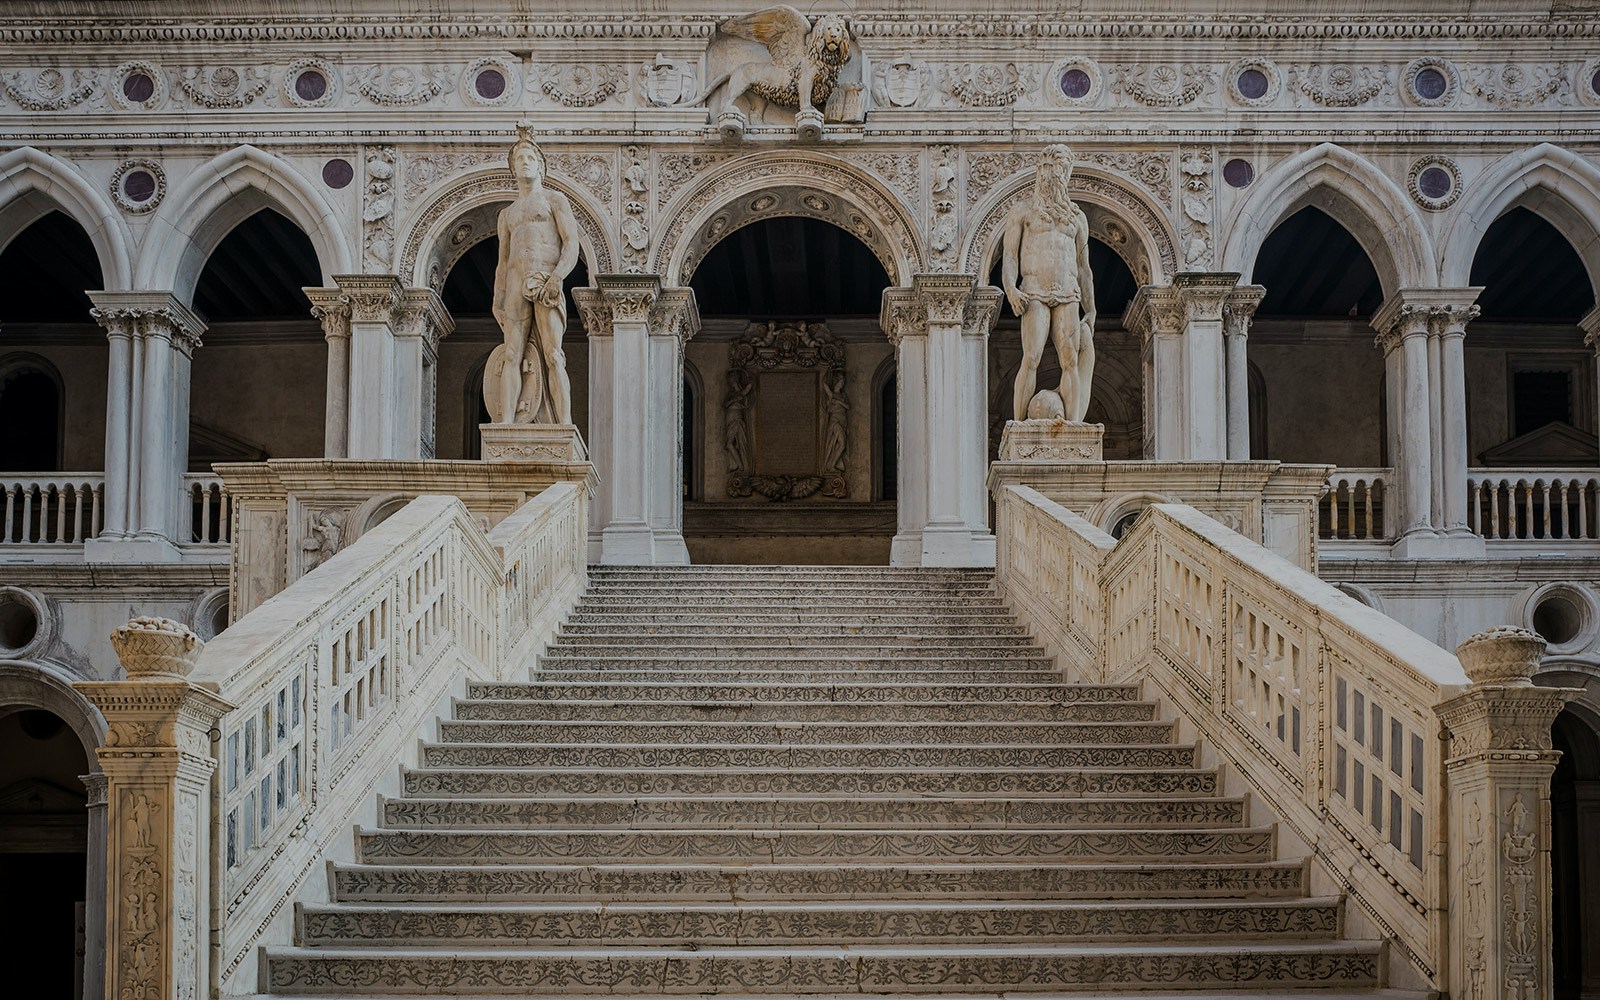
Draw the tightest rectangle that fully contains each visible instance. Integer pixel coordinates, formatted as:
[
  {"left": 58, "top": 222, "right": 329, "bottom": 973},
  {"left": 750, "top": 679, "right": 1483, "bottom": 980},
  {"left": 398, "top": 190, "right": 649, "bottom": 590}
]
[
  {"left": 1469, "top": 480, "right": 1480, "bottom": 536},
  {"left": 3, "top": 485, "right": 13, "bottom": 543},
  {"left": 71, "top": 484, "right": 85, "bottom": 542},
  {"left": 1522, "top": 483, "right": 1535, "bottom": 539},
  {"left": 1584, "top": 481, "right": 1595, "bottom": 540},
  {"left": 199, "top": 484, "right": 212, "bottom": 543},
  {"left": 54, "top": 485, "right": 67, "bottom": 542},
  {"left": 1362, "top": 481, "right": 1375, "bottom": 539},
  {"left": 21, "top": 487, "right": 35, "bottom": 544},
  {"left": 1489, "top": 483, "right": 1501, "bottom": 539},
  {"left": 1327, "top": 485, "right": 1341, "bottom": 539}
]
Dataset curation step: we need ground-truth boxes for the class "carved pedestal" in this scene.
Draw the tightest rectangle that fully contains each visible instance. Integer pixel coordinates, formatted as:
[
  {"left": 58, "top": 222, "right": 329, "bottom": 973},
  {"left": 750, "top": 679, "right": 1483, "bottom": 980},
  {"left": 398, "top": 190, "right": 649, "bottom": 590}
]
[
  {"left": 479, "top": 423, "right": 588, "bottom": 462},
  {"left": 75, "top": 618, "right": 234, "bottom": 1000},
  {"left": 1436, "top": 626, "right": 1581, "bottom": 1000},
  {"left": 998, "top": 419, "right": 1105, "bottom": 462}
]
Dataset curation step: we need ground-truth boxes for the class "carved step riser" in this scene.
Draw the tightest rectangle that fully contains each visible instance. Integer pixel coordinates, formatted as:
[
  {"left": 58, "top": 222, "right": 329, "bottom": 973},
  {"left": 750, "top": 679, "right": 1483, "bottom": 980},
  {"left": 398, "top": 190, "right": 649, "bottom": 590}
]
[
  {"left": 379, "top": 796, "right": 1246, "bottom": 831},
  {"left": 551, "top": 637, "right": 1044, "bottom": 652},
  {"left": 296, "top": 899, "right": 1341, "bottom": 948},
  {"left": 262, "top": 946, "right": 1380, "bottom": 995},
  {"left": 536, "top": 657, "right": 1056, "bottom": 671},
  {"left": 528, "top": 670, "right": 1063, "bottom": 685},
  {"left": 559, "top": 624, "right": 1033, "bottom": 637},
  {"left": 565, "top": 614, "right": 1024, "bottom": 626},
  {"left": 329, "top": 860, "right": 1312, "bottom": 904},
  {"left": 578, "top": 600, "right": 1010, "bottom": 612},
  {"left": 400, "top": 767, "right": 1221, "bottom": 800},
  {"left": 434, "top": 721, "right": 1178, "bottom": 747},
  {"left": 449, "top": 701, "right": 1158, "bottom": 724},
  {"left": 581, "top": 585, "right": 1002, "bottom": 596},
  {"left": 419, "top": 744, "right": 1201, "bottom": 771},
  {"left": 354, "top": 827, "right": 1277, "bottom": 865},
  {"left": 465, "top": 682, "right": 1141, "bottom": 704}
]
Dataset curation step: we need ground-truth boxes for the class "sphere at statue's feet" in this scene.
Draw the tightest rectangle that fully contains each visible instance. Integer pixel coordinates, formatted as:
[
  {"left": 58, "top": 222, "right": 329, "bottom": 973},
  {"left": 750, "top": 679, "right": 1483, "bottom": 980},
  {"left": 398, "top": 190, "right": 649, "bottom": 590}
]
[{"left": 1026, "top": 389, "right": 1066, "bottom": 421}]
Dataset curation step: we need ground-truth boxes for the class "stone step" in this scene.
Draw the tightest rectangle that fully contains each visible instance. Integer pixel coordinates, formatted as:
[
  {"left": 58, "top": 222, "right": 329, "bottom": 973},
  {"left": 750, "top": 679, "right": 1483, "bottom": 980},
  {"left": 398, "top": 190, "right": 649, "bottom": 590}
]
[
  {"left": 449, "top": 698, "right": 1158, "bottom": 724},
  {"left": 577, "top": 595, "right": 1010, "bottom": 610},
  {"left": 581, "top": 583, "right": 1002, "bottom": 597},
  {"left": 261, "top": 940, "right": 1381, "bottom": 995},
  {"left": 536, "top": 654, "right": 1055, "bottom": 670},
  {"left": 295, "top": 897, "right": 1343, "bottom": 948},
  {"left": 557, "top": 622, "right": 1033, "bottom": 638},
  {"left": 565, "top": 612, "right": 1023, "bottom": 626},
  {"left": 464, "top": 681, "right": 1141, "bottom": 705},
  {"left": 418, "top": 742, "right": 1201, "bottom": 771},
  {"left": 551, "top": 633, "right": 1044, "bottom": 650},
  {"left": 353, "top": 825, "right": 1276, "bottom": 865},
  {"left": 434, "top": 719, "right": 1179, "bottom": 747},
  {"left": 527, "top": 668, "right": 1062, "bottom": 685},
  {"left": 586, "top": 566, "right": 993, "bottom": 578},
  {"left": 400, "top": 765, "right": 1222, "bottom": 800},
  {"left": 379, "top": 795, "right": 1245, "bottom": 831},
  {"left": 329, "top": 858, "right": 1312, "bottom": 903}
]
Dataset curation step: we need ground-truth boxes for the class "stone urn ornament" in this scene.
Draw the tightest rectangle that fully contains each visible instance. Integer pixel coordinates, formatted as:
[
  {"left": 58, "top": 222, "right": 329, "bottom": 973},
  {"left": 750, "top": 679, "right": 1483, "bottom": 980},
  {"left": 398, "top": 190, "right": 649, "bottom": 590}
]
[
  {"left": 1454, "top": 624, "right": 1546, "bottom": 686},
  {"left": 109, "top": 616, "right": 204, "bottom": 678}
]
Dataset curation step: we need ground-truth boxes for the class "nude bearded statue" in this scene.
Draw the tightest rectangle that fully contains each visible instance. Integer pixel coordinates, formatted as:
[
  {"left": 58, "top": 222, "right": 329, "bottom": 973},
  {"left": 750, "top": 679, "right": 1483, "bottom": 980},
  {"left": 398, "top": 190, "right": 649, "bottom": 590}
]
[
  {"left": 490, "top": 126, "right": 581, "bottom": 424},
  {"left": 1000, "top": 143, "right": 1098, "bottom": 423}
]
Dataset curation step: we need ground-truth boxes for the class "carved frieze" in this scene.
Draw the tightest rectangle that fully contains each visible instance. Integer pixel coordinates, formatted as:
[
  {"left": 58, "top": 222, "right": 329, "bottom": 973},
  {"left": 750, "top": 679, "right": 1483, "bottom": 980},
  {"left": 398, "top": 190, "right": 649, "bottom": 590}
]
[
  {"left": 3, "top": 67, "right": 99, "bottom": 111},
  {"left": 1179, "top": 149, "right": 1214, "bottom": 269},
  {"left": 726, "top": 322, "right": 848, "bottom": 502},
  {"left": 176, "top": 65, "right": 270, "bottom": 108},
  {"left": 537, "top": 64, "right": 626, "bottom": 107},
  {"left": 403, "top": 150, "right": 500, "bottom": 207},
  {"left": 1463, "top": 63, "right": 1566, "bottom": 108},
  {"left": 350, "top": 64, "right": 451, "bottom": 106},
  {"left": 942, "top": 62, "right": 1036, "bottom": 108},
  {"left": 637, "top": 54, "right": 697, "bottom": 107},
  {"left": 620, "top": 145, "right": 650, "bottom": 271},
  {"left": 873, "top": 58, "right": 929, "bottom": 108},
  {"left": 1110, "top": 64, "right": 1215, "bottom": 108},
  {"left": 1289, "top": 63, "right": 1388, "bottom": 107},
  {"left": 362, "top": 147, "right": 398, "bottom": 270}
]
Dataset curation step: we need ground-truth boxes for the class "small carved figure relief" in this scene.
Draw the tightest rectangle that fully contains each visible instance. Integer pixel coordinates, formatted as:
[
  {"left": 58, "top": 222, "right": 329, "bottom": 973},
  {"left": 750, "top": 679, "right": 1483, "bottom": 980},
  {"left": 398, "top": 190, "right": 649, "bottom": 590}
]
[
  {"left": 1000, "top": 144, "right": 1097, "bottom": 422},
  {"left": 822, "top": 368, "right": 849, "bottom": 473},
  {"left": 485, "top": 124, "right": 581, "bottom": 425},
  {"left": 724, "top": 369, "right": 753, "bottom": 475},
  {"left": 686, "top": 4, "right": 867, "bottom": 141},
  {"left": 300, "top": 509, "right": 346, "bottom": 571}
]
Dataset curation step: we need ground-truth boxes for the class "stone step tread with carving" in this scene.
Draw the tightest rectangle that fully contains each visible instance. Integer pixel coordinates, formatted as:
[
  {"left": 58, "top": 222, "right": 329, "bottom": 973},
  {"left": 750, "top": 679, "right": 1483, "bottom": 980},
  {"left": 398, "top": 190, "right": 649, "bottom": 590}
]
[
  {"left": 585, "top": 566, "right": 995, "bottom": 577},
  {"left": 526, "top": 669, "right": 1067, "bottom": 685},
  {"left": 557, "top": 622, "right": 1036, "bottom": 637},
  {"left": 536, "top": 654, "right": 1054, "bottom": 669},
  {"left": 418, "top": 741, "right": 1203, "bottom": 770},
  {"left": 327, "top": 858, "right": 1315, "bottom": 903},
  {"left": 353, "top": 825, "right": 1278, "bottom": 865},
  {"left": 399, "top": 766, "right": 1222, "bottom": 799},
  {"left": 448, "top": 699, "right": 1158, "bottom": 723},
  {"left": 261, "top": 940, "right": 1382, "bottom": 995},
  {"left": 576, "top": 597, "right": 1011, "bottom": 610},
  {"left": 580, "top": 583, "right": 1004, "bottom": 595},
  {"left": 377, "top": 794, "right": 1247, "bottom": 830},
  {"left": 565, "top": 612, "right": 1026, "bottom": 626},
  {"left": 548, "top": 635, "right": 1046, "bottom": 651},
  {"left": 293, "top": 897, "right": 1344, "bottom": 947},
  {"left": 465, "top": 681, "right": 1139, "bottom": 703},
  {"left": 433, "top": 719, "right": 1179, "bottom": 746}
]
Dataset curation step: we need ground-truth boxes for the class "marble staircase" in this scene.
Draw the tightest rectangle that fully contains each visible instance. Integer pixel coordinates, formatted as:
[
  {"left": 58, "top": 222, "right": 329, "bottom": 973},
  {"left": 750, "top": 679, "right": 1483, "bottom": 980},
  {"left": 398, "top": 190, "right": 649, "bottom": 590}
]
[{"left": 262, "top": 565, "right": 1393, "bottom": 997}]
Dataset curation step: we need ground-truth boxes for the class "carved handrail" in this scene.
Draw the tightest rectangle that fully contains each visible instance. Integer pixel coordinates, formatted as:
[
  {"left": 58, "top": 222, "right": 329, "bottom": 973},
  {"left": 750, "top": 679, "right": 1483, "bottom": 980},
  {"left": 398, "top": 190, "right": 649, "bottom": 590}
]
[
  {"left": 994, "top": 484, "right": 1574, "bottom": 996},
  {"left": 0, "top": 473, "right": 103, "bottom": 544},
  {"left": 77, "top": 484, "right": 588, "bottom": 999}
]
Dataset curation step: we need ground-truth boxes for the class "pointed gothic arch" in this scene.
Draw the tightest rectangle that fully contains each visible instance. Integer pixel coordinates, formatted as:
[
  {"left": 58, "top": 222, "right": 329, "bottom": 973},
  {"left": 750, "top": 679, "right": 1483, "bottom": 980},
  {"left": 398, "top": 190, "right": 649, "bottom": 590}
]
[
  {"left": 0, "top": 147, "right": 132, "bottom": 291},
  {"left": 1439, "top": 143, "right": 1600, "bottom": 300},
  {"left": 139, "top": 145, "right": 351, "bottom": 304},
  {"left": 1220, "top": 142, "right": 1433, "bottom": 297}
]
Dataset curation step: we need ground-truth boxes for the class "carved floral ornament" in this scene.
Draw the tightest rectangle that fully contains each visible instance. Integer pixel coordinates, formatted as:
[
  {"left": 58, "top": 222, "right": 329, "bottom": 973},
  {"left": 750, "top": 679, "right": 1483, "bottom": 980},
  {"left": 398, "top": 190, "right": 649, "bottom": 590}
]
[{"left": 725, "top": 321, "right": 848, "bottom": 502}]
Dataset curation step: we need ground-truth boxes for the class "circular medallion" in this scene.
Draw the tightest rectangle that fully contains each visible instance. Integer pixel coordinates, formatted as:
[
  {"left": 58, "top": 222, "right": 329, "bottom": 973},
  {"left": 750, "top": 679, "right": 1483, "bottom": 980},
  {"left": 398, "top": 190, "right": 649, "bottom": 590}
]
[
  {"left": 463, "top": 57, "right": 518, "bottom": 107},
  {"left": 1222, "top": 158, "right": 1254, "bottom": 189},
  {"left": 285, "top": 58, "right": 337, "bottom": 108},
  {"left": 1407, "top": 156, "right": 1462, "bottom": 211},
  {"left": 322, "top": 158, "right": 355, "bottom": 189},
  {"left": 110, "top": 159, "right": 165, "bottom": 214},
  {"left": 1226, "top": 59, "right": 1281, "bottom": 104},
  {"left": 111, "top": 61, "right": 167, "bottom": 110},
  {"left": 1404, "top": 58, "right": 1458, "bottom": 106},
  {"left": 1048, "top": 58, "right": 1102, "bottom": 105}
]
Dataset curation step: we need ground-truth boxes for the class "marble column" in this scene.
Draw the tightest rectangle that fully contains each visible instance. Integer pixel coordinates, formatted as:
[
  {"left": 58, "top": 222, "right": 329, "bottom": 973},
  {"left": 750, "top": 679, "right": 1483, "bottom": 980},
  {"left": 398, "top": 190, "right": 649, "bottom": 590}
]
[
  {"left": 961, "top": 285, "right": 1002, "bottom": 565},
  {"left": 305, "top": 288, "right": 351, "bottom": 459},
  {"left": 394, "top": 289, "right": 453, "bottom": 460},
  {"left": 1435, "top": 627, "right": 1580, "bottom": 1000},
  {"left": 1172, "top": 272, "right": 1238, "bottom": 461},
  {"left": 1582, "top": 305, "right": 1600, "bottom": 457},
  {"left": 574, "top": 276, "right": 698, "bottom": 565},
  {"left": 1223, "top": 285, "right": 1265, "bottom": 460},
  {"left": 1124, "top": 284, "right": 1186, "bottom": 461},
  {"left": 880, "top": 288, "right": 929, "bottom": 566},
  {"left": 1434, "top": 295, "right": 1482, "bottom": 537},
  {"left": 86, "top": 292, "right": 206, "bottom": 563},
  {"left": 1372, "top": 295, "right": 1436, "bottom": 549},
  {"left": 80, "top": 771, "right": 107, "bottom": 1000},
  {"left": 75, "top": 618, "right": 233, "bottom": 1000}
]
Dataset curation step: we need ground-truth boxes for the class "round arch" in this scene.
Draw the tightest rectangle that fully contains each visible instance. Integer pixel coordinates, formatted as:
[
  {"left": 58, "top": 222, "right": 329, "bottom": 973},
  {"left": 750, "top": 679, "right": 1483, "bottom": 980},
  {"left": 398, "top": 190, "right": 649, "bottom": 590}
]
[
  {"left": 1220, "top": 142, "right": 1433, "bottom": 298},
  {"left": 0, "top": 147, "right": 132, "bottom": 291},
  {"left": 0, "top": 353, "right": 66, "bottom": 472},
  {"left": 655, "top": 151, "right": 925, "bottom": 286},
  {"left": 1439, "top": 143, "right": 1600, "bottom": 298},
  {"left": 139, "top": 145, "right": 352, "bottom": 304},
  {"left": 398, "top": 167, "right": 616, "bottom": 293},
  {"left": 0, "top": 660, "right": 106, "bottom": 769},
  {"left": 962, "top": 165, "right": 1178, "bottom": 286}
]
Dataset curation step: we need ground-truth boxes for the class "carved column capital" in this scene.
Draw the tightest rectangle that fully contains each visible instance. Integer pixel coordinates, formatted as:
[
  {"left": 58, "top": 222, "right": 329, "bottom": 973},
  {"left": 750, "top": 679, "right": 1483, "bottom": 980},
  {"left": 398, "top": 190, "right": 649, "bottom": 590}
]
[
  {"left": 571, "top": 287, "right": 613, "bottom": 338},
  {"left": 395, "top": 288, "right": 454, "bottom": 351},
  {"left": 1371, "top": 288, "right": 1479, "bottom": 353},
  {"left": 1579, "top": 303, "right": 1600, "bottom": 353},
  {"left": 304, "top": 287, "right": 352, "bottom": 341},
  {"left": 1430, "top": 300, "right": 1482, "bottom": 340},
  {"left": 87, "top": 291, "right": 207, "bottom": 356},
  {"left": 650, "top": 287, "right": 701, "bottom": 344},
  {"left": 1371, "top": 298, "right": 1432, "bottom": 355},
  {"left": 878, "top": 287, "right": 928, "bottom": 346},
  {"left": 964, "top": 285, "right": 1004, "bottom": 338},
  {"left": 1123, "top": 284, "right": 1185, "bottom": 339},
  {"left": 1222, "top": 284, "right": 1265, "bottom": 340},
  {"left": 1171, "top": 271, "right": 1240, "bottom": 324},
  {"left": 594, "top": 273, "right": 662, "bottom": 324},
  {"left": 911, "top": 272, "right": 977, "bottom": 326},
  {"left": 332, "top": 274, "right": 405, "bottom": 325}
]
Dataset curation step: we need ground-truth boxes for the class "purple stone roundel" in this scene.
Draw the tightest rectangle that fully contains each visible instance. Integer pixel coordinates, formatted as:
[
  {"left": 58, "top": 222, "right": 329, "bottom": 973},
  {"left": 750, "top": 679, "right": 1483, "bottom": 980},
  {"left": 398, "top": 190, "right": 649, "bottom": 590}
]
[
  {"left": 1418, "top": 166, "right": 1453, "bottom": 200},
  {"left": 475, "top": 68, "right": 507, "bottom": 100},
  {"left": 322, "top": 158, "right": 354, "bottom": 190},
  {"left": 1223, "top": 158, "right": 1254, "bottom": 189},
  {"left": 295, "top": 70, "right": 328, "bottom": 102},
  {"left": 1415, "top": 67, "right": 1448, "bottom": 100},
  {"left": 122, "top": 72, "right": 155, "bottom": 103},
  {"left": 1059, "top": 68, "right": 1091, "bottom": 100},
  {"left": 123, "top": 170, "right": 157, "bottom": 203},
  {"left": 1237, "top": 68, "right": 1269, "bottom": 100}
]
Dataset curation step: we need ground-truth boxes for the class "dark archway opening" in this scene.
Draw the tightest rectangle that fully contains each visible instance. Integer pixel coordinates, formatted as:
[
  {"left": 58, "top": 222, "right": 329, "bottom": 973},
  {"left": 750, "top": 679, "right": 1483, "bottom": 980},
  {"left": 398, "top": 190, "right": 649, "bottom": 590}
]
[
  {"left": 440, "top": 236, "right": 592, "bottom": 460},
  {"left": 189, "top": 208, "right": 325, "bottom": 468},
  {"left": 1249, "top": 206, "right": 1387, "bottom": 468},
  {"left": 0, "top": 211, "right": 105, "bottom": 472},
  {"left": 1467, "top": 207, "right": 1596, "bottom": 468},
  {"left": 0, "top": 706, "right": 89, "bottom": 1000},
  {"left": 684, "top": 215, "right": 894, "bottom": 564},
  {"left": 1552, "top": 708, "right": 1600, "bottom": 999}
]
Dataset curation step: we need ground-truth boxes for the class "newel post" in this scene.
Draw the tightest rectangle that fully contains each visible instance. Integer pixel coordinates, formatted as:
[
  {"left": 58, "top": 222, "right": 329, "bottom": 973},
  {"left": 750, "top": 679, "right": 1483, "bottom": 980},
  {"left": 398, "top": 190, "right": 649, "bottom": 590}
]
[
  {"left": 76, "top": 618, "right": 234, "bottom": 1000},
  {"left": 1436, "top": 626, "right": 1579, "bottom": 1000}
]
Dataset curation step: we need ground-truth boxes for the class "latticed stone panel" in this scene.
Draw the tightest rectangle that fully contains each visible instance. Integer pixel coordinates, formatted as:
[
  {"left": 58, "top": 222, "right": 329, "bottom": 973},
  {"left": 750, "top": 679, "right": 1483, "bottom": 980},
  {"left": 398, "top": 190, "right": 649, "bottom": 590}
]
[{"left": 263, "top": 565, "right": 1386, "bottom": 996}]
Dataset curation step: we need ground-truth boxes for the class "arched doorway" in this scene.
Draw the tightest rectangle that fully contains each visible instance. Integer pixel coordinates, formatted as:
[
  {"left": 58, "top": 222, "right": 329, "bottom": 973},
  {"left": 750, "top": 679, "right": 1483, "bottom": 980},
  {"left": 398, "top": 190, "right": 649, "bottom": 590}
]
[
  {"left": 1552, "top": 706, "right": 1600, "bottom": 999},
  {"left": 682, "top": 215, "right": 895, "bottom": 564}
]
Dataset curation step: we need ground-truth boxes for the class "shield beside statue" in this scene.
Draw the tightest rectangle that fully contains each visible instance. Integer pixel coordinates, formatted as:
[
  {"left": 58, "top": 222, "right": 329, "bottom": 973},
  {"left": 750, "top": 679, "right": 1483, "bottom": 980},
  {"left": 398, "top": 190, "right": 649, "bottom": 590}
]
[{"left": 482, "top": 343, "right": 557, "bottom": 425}]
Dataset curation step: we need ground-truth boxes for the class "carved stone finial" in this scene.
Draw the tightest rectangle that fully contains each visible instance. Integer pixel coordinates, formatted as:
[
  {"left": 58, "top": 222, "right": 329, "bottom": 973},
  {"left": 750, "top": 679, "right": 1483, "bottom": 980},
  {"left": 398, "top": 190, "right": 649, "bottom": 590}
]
[
  {"left": 109, "top": 616, "right": 203, "bottom": 678},
  {"left": 1455, "top": 625, "right": 1546, "bottom": 686}
]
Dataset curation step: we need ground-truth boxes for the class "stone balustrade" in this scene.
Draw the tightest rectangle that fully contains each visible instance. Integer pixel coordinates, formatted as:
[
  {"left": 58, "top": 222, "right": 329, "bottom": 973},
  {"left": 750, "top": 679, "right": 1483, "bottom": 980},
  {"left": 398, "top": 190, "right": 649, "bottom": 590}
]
[
  {"left": 995, "top": 483, "right": 1578, "bottom": 996},
  {"left": 182, "top": 473, "right": 232, "bottom": 546},
  {"left": 1, "top": 473, "right": 104, "bottom": 544},
  {"left": 1466, "top": 468, "right": 1600, "bottom": 541},
  {"left": 1320, "top": 467, "right": 1393, "bottom": 542},
  {"left": 74, "top": 483, "right": 588, "bottom": 999}
]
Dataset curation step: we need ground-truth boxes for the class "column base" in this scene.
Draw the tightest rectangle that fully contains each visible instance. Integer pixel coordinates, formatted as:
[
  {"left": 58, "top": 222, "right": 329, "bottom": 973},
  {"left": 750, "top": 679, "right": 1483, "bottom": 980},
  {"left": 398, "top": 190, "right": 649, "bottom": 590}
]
[
  {"left": 479, "top": 423, "right": 587, "bottom": 462},
  {"left": 919, "top": 523, "right": 996, "bottom": 567},
  {"left": 890, "top": 531, "right": 923, "bottom": 567},
  {"left": 998, "top": 420, "right": 1105, "bottom": 462},
  {"left": 1390, "top": 529, "right": 1487, "bottom": 560},
  {"left": 597, "top": 523, "right": 690, "bottom": 565},
  {"left": 83, "top": 535, "right": 182, "bottom": 564}
]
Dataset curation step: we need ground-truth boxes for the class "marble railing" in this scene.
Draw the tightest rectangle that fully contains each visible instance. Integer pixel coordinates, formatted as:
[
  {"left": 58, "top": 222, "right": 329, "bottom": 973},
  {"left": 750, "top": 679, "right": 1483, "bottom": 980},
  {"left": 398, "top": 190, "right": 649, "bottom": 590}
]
[
  {"left": 77, "top": 484, "right": 587, "bottom": 999},
  {"left": 1, "top": 473, "right": 103, "bottom": 544},
  {"left": 1319, "top": 468, "right": 1392, "bottom": 542},
  {"left": 183, "top": 473, "right": 232, "bottom": 545},
  {"left": 1467, "top": 467, "right": 1600, "bottom": 541},
  {"left": 995, "top": 483, "right": 1575, "bottom": 996}
]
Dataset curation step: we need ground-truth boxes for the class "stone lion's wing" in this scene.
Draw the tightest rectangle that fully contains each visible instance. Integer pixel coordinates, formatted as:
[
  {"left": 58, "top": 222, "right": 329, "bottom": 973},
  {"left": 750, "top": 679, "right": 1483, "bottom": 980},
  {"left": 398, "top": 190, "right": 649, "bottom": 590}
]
[{"left": 714, "top": 5, "right": 809, "bottom": 67}]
